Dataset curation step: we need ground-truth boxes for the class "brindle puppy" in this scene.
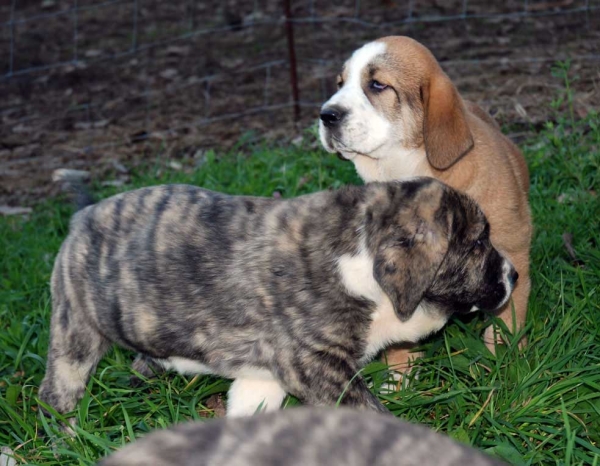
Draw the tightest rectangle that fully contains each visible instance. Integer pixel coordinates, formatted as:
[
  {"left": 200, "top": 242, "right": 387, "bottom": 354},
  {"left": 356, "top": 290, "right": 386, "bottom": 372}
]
[
  {"left": 39, "top": 178, "right": 517, "bottom": 417},
  {"left": 98, "top": 408, "right": 506, "bottom": 466}
]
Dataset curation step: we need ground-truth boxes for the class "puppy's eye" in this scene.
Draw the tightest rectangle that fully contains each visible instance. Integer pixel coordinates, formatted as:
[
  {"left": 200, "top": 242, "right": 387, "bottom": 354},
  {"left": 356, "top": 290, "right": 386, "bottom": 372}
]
[
  {"left": 395, "top": 237, "right": 411, "bottom": 248},
  {"left": 336, "top": 76, "right": 344, "bottom": 89},
  {"left": 474, "top": 239, "right": 484, "bottom": 248},
  {"left": 369, "top": 80, "right": 388, "bottom": 92}
]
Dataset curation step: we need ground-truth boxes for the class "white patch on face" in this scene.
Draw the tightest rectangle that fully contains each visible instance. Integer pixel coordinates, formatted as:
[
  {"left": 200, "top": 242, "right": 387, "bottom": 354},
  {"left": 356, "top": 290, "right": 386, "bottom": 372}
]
[
  {"left": 227, "top": 378, "right": 287, "bottom": 418},
  {"left": 319, "top": 41, "right": 431, "bottom": 183},
  {"left": 337, "top": 243, "right": 448, "bottom": 364},
  {"left": 320, "top": 41, "right": 391, "bottom": 157}
]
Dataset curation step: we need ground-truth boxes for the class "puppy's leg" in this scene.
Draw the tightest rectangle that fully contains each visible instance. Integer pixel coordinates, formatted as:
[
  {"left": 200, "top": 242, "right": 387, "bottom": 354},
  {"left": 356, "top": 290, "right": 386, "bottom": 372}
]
[
  {"left": 379, "top": 343, "right": 423, "bottom": 393},
  {"left": 227, "top": 378, "right": 287, "bottom": 417},
  {"left": 39, "top": 304, "right": 109, "bottom": 416},
  {"left": 130, "top": 354, "right": 165, "bottom": 387},
  {"left": 382, "top": 343, "right": 423, "bottom": 374},
  {"left": 285, "top": 355, "right": 389, "bottom": 414},
  {"left": 485, "top": 251, "right": 530, "bottom": 352},
  {"left": 302, "top": 375, "right": 388, "bottom": 414}
]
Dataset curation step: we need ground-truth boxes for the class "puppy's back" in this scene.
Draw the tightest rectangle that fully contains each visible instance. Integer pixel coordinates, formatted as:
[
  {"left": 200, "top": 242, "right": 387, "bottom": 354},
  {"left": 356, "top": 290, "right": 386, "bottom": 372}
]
[
  {"left": 464, "top": 101, "right": 530, "bottom": 195},
  {"left": 69, "top": 184, "right": 227, "bottom": 237},
  {"left": 99, "top": 408, "right": 505, "bottom": 466},
  {"left": 52, "top": 185, "right": 278, "bottom": 349}
]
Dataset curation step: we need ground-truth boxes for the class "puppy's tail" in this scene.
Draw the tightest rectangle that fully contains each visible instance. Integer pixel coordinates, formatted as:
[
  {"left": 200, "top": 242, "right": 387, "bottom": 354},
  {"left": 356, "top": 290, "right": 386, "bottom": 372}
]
[{"left": 52, "top": 168, "right": 96, "bottom": 211}]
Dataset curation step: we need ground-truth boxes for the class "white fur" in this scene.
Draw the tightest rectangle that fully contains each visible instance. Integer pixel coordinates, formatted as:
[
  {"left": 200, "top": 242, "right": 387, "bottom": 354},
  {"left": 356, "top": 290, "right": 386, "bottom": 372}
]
[
  {"left": 320, "top": 41, "right": 432, "bottom": 181},
  {"left": 158, "top": 357, "right": 212, "bottom": 375},
  {"left": 227, "top": 378, "right": 287, "bottom": 418},
  {"left": 156, "top": 359, "right": 286, "bottom": 417},
  {"left": 351, "top": 147, "right": 431, "bottom": 182},
  {"left": 337, "top": 244, "right": 448, "bottom": 364},
  {"left": 320, "top": 42, "right": 392, "bottom": 157},
  {"left": 472, "top": 260, "right": 514, "bottom": 314},
  {"left": 499, "top": 260, "right": 514, "bottom": 309},
  {"left": 234, "top": 366, "right": 276, "bottom": 380}
]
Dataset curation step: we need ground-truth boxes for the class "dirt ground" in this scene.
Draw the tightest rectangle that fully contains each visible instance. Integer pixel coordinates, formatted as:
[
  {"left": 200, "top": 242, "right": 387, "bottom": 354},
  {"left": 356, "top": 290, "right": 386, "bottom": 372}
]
[{"left": 1, "top": 0, "right": 599, "bottom": 206}]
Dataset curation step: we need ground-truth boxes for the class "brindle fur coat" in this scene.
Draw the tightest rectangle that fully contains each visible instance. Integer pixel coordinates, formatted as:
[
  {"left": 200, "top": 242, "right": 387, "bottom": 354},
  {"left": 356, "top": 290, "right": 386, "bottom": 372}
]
[{"left": 40, "top": 178, "right": 515, "bottom": 417}]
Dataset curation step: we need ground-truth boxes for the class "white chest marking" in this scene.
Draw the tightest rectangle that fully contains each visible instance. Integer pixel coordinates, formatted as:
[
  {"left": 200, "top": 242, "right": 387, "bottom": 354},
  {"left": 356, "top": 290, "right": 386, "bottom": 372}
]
[
  {"left": 331, "top": 42, "right": 388, "bottom": 111},
  {"left": 353, "top": 146, "right": 431, "bottom": 183},
  {"left": 337, "top": 246, "right": 448, "bottom": 362}
]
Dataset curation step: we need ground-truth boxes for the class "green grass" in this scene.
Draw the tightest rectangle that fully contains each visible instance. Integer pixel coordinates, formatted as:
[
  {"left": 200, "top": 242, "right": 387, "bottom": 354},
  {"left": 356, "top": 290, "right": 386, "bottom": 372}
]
[{"left": 1, "top": 111, "right": 599, "bottom": 465}]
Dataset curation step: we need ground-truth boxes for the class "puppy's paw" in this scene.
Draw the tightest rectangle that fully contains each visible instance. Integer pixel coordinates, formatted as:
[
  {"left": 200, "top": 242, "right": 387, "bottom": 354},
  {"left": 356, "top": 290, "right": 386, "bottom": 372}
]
[
  {"left": 227, "top": 378, "right": 286, "bottom": 418},
  {"left": 484, "top": 325, "right": 527, "bottom": 354},
  {"left": 377, "top": 366, "right": 422, "bottom": 394},
  {"left": 375, "top": 347, "right": 424, "bottom": 394},
  {"left": 383, "top": 348, "right": 424, "bottom": 373},
  {"left": 47, "top": 418, "right": 78, "bottom": 460},
  {"left": 130, "top": 355, "right": 164, "bottom": 387},
  {"left": 378, "top": 371, "right": 402, "bottom": 395},
  {"left": 61, "top": 418, "right": 77, "bottom": 438}
]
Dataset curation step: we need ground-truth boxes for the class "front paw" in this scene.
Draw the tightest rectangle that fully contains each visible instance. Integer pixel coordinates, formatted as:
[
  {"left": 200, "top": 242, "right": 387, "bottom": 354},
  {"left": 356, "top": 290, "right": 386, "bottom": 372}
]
[{"left": 484, "top": 325, "right": 527, "bottom": 354}]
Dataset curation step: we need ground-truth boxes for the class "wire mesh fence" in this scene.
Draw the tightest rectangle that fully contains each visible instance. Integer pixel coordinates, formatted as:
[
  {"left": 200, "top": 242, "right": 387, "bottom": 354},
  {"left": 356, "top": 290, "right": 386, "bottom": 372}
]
[{"left": 1, "top": 0, "right": 599, "bottom": 204}]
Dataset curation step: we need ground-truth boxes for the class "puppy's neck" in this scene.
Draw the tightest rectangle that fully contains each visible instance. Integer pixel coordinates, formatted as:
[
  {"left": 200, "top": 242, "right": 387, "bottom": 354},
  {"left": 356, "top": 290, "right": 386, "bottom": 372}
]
[{"left": 352, "top": 145, "right": 430, "bottom": 183}]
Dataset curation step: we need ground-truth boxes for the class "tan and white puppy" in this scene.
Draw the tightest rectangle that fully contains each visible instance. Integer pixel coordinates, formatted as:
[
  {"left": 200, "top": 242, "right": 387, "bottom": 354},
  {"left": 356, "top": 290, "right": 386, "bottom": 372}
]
[{"left": 319, "top": 36, "right": 532, "bottom": 368}]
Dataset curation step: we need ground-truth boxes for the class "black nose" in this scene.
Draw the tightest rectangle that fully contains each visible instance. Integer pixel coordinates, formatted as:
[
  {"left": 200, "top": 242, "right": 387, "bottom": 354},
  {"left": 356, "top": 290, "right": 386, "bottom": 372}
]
[
  {"left": 509, "top": 269, "right": 519, "bottom": 286},
  {"left": 320, "top": 106, "right": 346, "bottom": 128}
]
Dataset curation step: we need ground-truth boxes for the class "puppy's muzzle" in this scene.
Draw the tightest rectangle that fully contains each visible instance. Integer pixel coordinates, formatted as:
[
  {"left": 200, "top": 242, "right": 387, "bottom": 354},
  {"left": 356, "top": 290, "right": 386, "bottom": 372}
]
[{"left": 320, "top": 105, "right": 347, "bottom": 128}]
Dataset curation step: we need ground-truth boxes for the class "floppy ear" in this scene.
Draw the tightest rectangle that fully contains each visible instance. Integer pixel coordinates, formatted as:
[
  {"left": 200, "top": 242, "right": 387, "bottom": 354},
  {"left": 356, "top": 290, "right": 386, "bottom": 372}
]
[
  {"left": 373, "top": 223, "right": 448, "bottom": 321},
  {"left": 422, "top": 71, "right": 474, "bottom": 170}
]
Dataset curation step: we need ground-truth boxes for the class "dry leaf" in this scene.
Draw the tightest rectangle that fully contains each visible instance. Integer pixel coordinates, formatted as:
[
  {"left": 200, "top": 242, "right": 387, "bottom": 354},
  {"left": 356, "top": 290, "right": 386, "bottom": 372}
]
[
  {"left": 514, "top": 103, "right": 528, "bottom": 120},
  {"left": 0, "top": 206, "right": 32, "bottom": 216},
  {"left": 205, "top": 394, "right": 226, "bottom": 418},
  {"left": 101, "top": 179, "right": 126, "bottom": 187},
  {"left": 52, "top": 169, "right": 90, "bottom": 183},
  {"left": 160, "top": 69, "right": 179, "bottom": 80},
  {"left": 84, "top": 49, "right": 103, "bottom": 58},
  {"left": 111, "top": 159, "right": 129, "bottom": 174},
  {"left": 166, "top": 46, "right": 190, "bottom": 56}
]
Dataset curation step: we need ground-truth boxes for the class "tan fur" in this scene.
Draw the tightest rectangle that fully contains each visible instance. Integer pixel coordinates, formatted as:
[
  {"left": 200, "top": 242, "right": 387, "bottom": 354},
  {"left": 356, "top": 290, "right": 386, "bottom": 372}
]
[
  {"left": 330, "top": 36, "right": 532, "bottom": 364},
  {"left": 380, "top": 36, "right": 531, "bottom": 363}
]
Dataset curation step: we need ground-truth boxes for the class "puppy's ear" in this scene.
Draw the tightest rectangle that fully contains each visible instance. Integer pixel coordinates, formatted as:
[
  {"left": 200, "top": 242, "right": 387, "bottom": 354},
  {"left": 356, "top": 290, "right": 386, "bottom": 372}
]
[
  {"left": 373, "top": 182, "right": 451, "bottom": 321},
  {"left": 373, "top": 220, "right": 448, "bottom": 321},
  {"left": 422, "top": 70, "right": 474, "bottom": 170}
]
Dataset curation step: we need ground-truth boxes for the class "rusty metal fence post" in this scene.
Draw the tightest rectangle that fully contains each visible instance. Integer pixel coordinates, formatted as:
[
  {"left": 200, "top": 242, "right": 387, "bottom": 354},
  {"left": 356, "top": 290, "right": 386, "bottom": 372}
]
[{"left": 283, "top": 0, "right": 301, "bottom": 122}]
